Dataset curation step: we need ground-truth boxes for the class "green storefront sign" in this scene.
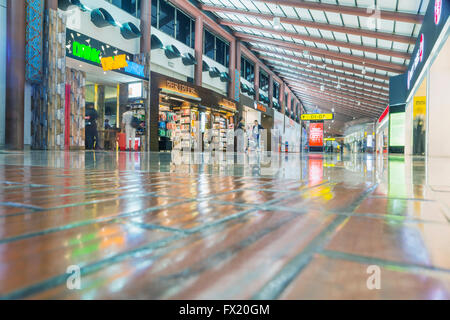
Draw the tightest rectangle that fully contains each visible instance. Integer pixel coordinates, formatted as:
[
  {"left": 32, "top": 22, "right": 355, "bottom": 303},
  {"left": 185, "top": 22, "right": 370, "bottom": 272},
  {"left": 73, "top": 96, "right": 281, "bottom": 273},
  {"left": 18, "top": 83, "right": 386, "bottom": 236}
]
[{"left": 72, "top": 41, "right": 101, "bottom": 64}]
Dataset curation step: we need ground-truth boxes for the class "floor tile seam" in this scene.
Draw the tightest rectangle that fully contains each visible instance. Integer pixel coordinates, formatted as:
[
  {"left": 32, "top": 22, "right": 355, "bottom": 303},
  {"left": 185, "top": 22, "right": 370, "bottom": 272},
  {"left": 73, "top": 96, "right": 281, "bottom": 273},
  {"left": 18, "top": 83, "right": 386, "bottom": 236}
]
[
  {"left": 0, "top": 199, "right": 197, "bottom": 244},
  {"left": 251, "top": 183, "right": 379, "bottom": 300},
  {"left": 320, "top": 249, "right": 450, "bottom": 276}
]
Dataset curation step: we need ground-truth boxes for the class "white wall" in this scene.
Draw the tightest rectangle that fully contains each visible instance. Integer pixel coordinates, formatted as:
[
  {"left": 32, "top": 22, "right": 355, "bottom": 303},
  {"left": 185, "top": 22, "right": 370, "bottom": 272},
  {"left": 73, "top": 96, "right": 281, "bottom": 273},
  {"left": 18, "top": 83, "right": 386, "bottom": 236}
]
[
  {"left": 202, "top": 56, "right": 227, "bottom": 96},
  {"left": 62, "top": 0, "right": 141, "bottom": 54},
  {"left": 150, "top": 27, "right": 195, "bottom": 82},
  {"left": 428, "top": 36, "right": 450, "bottom": 157},
  {"left": 0, "top": 0, "right": 6, "bottom": 145}
]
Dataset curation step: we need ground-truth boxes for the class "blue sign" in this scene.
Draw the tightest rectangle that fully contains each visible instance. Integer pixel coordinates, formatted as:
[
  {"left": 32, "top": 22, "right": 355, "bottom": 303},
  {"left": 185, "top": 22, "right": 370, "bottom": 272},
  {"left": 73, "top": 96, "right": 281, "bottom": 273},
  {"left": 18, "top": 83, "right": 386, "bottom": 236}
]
[{"left": 124, "top": 61, "right": 146, "bottom": 78}]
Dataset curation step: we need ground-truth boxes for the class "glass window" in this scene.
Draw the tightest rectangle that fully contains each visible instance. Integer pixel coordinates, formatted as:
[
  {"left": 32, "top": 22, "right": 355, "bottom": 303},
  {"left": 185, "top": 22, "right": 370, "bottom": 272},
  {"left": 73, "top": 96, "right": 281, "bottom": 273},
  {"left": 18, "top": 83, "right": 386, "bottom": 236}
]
[
  {"left": 109, "top": 0, "right": 139, "bottom": 17},
  {"left": 204, "top": 30, "right": 215, "bottom": 60},
  {"left": 190, "top": 20, "right": 195, "bottom": 49},
  {"left": 159, "top": 0, "right": 175, "bottom": 37},
  {"left": 151, "top": 0, "right": 158, "bottom": 27},
  {"left": 225, "top": 43, "right": 229, "bottom": 67},
  {"left": 176, "top": 10, "right": 191, "bottom": 47},
  {"left": 216, "top": 38, "right": 225, "bottom": 65},
  {"left": 273, "top": 81, "right": 280, "bottom": 99},
  {"left": 259, "top": 71, "right": 269, "bottom": 92}
]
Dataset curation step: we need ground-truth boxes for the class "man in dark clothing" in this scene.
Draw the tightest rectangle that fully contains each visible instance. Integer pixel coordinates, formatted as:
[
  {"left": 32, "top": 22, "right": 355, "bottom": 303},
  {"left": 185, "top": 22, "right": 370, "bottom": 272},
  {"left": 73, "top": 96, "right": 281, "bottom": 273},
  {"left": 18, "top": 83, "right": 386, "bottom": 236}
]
[
  {"left": 85, "top": 103, "right": 99, "bottom": 150},
  {"left": 104, "top": 119, "right": 111, "bottom": 129}
]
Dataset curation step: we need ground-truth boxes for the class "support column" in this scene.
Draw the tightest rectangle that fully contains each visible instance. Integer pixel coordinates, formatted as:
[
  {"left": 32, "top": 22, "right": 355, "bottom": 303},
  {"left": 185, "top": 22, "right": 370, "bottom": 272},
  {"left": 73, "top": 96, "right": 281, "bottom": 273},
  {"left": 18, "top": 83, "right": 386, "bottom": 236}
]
[
  {"left": 5, "top": 0, "right": 26, "bottom": 150},
  {"left": 268, "top": 74, "right": 273, "bottom": 109},
  {"left": 254, "top": 64, "right": 260, "bottom": 103},
  {"left": 45, "top": 0, "right": 57, "bottom": 10},
  {"left": 140, "top": 0, "right": 151, "bottom": 53},
  {"left": 280, "top": 82, "right": 285, "bottom": 115},
  {"left": 228, "top": 39, "right": 236, "bottom": 100},
  {"left": 194, "top": 16, "right": 204, "bottom": 86}
]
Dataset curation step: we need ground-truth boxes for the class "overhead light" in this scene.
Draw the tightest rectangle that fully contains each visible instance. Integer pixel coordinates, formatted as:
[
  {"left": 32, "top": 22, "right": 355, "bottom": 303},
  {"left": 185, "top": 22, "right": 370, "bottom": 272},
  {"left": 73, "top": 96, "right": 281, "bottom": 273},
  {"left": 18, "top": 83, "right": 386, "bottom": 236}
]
[
  {"left": 358, "top": 101, "right": 361, "bottom": 106},
  {"left": 320, "top": 84, "right": 325, "bottom": 91},
  {"left": 332, "top": 108, "right": 335, "bottom": 112},
  {"left": 336, "top": 77, "right": 341, "bottom": 90},
  {"left": 362, "top": 62, "right": 366, "bottom": 75},
  {"left": 273, "top": 17, "right": 281, "bottom": 30}
]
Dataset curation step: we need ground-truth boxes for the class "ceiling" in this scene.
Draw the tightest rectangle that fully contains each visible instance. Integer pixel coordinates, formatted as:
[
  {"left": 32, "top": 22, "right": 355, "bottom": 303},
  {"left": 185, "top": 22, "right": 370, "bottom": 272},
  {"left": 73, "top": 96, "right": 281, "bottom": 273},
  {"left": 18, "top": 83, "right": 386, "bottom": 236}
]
[{"left": 198, "top": 0, "right": 429, "bottom": 134}]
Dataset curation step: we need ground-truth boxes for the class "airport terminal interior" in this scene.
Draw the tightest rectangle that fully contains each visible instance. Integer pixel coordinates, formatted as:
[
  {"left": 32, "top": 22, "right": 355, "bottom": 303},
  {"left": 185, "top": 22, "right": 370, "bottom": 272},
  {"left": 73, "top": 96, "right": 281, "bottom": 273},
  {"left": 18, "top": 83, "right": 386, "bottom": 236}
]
[{"left": 0, "top": 0, "right": 449, "bottom": 300}]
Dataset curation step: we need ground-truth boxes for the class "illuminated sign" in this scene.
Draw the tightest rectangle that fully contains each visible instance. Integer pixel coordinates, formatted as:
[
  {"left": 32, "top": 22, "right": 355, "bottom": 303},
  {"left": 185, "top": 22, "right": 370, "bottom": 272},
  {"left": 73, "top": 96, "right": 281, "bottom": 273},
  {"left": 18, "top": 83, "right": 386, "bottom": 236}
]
[
  {"left": 389, "top": 112, "right": 405, "bottom": 147},
  {"left": 255, "top": 102, "right": 267, "bottom": 113},
  {"left": 221, "top": 99, "right": 237, "bottom": 112},
  {"left": 407, "top": 34, "right": 424, "bottom": 90},
  {"left": 324, "top": 138, "right": 336, "bottom": 141},
  {"left": 309, "top": 122, "right": 324, "bottom": 147},
  {"left": 101, "top": 54, "right": 128, "bottom": 71},
  {"left": 378, "top": 105, "right": 389, "bottom": 123},
  {"left": 165, "top": 80, "right": 197, "bottom": 96},
  {"left": 72, "top": 40, "right": 101, "bottom": 64},
  {"left": 124, "top": 61, "right": 145, "bottom": 78},
  {"left": 301, "top": 113, "right": 334, "bottom": 121},
  {"left": 435, "top": 0, "right": 442, "bottom": 25}
]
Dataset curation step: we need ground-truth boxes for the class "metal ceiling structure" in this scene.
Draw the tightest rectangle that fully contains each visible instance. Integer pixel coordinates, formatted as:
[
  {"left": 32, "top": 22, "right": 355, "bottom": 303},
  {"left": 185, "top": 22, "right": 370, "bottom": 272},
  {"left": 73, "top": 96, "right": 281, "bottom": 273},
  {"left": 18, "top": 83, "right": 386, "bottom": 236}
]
[{"left": 198, "top": 0, "right": 429, "bottom": 130}]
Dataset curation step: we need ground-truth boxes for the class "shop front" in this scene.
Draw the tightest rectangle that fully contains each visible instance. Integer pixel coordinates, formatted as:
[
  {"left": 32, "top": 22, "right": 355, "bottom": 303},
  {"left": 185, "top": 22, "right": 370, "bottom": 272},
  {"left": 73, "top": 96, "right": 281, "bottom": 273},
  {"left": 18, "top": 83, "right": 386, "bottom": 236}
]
[
  {"left": 376, "top": 105, "right": 389, "bottom": 154},
  {"left": 396, "top": 0, "right": 449, "bottom": 157},
  {"left": 238, "top": 92, "right": 274, "bottom": 152},
  {"left": 150, "top": 72, "right": 237, "bottom": 152},
  {"left": 64, "top": 29, "right": 149, "bottom": 151}
]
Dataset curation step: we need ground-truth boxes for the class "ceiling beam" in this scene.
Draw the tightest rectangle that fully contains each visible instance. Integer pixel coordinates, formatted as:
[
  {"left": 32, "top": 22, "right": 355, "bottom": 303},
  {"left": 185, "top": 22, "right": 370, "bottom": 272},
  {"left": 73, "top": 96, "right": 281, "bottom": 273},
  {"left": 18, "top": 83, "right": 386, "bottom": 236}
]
[
  {"left": 251, "top": 47, "right": 390, "bottom": 81},
  {"left": 200, "top": 5, "right": 416, "bottom": 44},
  {"left": 281, "top": 75, "right": 388, "bottom": 107},
  {"left": 267, "top": 61, "right": 389, "bottom": 95},
  {"left": 295, "top": 93, "right": 378, "bottom": 118},
  {"left": 286, "top": 82, "right": 385, "bottom": 114},
  {"left": 235, "top": 32, "right": 407, "bottom": 73},
  {"left": 222, "top": 20, "right": 410, "bottom": 59},
  {"left": 254, "top": 0, "right": 423, "bottom": 24}
]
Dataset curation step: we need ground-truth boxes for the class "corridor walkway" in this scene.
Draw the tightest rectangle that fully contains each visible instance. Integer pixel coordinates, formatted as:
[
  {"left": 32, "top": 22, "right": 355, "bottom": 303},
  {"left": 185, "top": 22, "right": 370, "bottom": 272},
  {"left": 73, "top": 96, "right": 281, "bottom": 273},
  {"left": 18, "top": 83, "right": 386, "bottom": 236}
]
[{"left": 0, "top": 151, "right": 449, "bottom": 299}]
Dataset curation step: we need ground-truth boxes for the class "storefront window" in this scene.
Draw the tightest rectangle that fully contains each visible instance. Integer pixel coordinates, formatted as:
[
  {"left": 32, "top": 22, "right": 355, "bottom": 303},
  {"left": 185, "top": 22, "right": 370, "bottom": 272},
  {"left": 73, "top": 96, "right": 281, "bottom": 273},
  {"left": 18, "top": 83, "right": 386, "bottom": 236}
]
[
  {"left": 107, "top": 0, "right": 141, "bottom": 17},
  {"left": 159, "top": 0, "right": 175, "bottom": 37},
  {"left": 273, "top": 81, "right": 280, "bottom": 99},
  {"left": 204, "top": 30, "right": 230, "bottom": 67},
  {"left": 259, "top": 71, "right": 269, "bottom": 92},
  {"left": 176, "top": 10, "right": 191, "bottom": 47},
  {"left": 152, "top": 0, "right": 195, "bottom": 48},
  {"left": 151, "top": 0, "right": 158, "bottom": 27},
  {"left": 204, "top": 30, "right": 215, "bottom": 60},
  {"left": 241, "top": 57, "right": 254, "bottom": 83}
]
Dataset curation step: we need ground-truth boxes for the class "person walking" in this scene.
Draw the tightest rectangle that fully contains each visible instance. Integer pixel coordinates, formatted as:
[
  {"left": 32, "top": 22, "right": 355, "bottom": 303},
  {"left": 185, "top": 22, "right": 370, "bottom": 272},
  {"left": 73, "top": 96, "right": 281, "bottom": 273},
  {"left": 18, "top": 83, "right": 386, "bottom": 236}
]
[
  {"left": 85, "top": 103, "right": 99, "bottom": 150},
  {"left": 121, "top": 106, "right": 136, "bottom": 151}
]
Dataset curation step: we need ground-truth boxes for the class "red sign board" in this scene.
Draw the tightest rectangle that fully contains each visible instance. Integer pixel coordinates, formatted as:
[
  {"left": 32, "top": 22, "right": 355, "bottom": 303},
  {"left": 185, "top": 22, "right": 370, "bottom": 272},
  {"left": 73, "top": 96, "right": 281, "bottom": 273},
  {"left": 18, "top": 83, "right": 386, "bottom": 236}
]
[
  {"left": 309, "top": 122, "right": 323, "bottom": 147},
  {"left": 378, "top": 105, "right": 389, "bottom": 123}
]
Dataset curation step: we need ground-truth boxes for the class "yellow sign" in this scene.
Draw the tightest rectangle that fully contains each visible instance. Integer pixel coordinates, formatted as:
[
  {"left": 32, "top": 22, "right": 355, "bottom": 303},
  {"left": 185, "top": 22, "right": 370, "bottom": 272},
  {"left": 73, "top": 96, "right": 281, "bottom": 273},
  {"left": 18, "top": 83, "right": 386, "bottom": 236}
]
[
  {"left": 324, "top": 138, "right": 335, "bottom": 141},
  {"left": 301, "top": 113, "right": 334, "bottom": 121},
  {"left": 413, "top": 96, "right": 426, "bottom": 118},
  {"left": 165, "top": 80, "right": 197, "bottom": 96},
  {"left": 101, "top": 54, "right": 128, "bottom": 71}
]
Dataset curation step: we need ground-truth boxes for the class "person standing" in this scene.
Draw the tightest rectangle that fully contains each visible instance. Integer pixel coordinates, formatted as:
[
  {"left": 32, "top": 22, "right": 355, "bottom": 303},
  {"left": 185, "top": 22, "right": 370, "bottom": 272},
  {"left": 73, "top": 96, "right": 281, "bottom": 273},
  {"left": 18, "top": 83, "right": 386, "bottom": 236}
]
[
  {"left": 85, "top": 103, "right": 99, "bottom": 150},
  {"left": 122, "top": 106, "right": 136, "bottom": 151},
  {"left": 252, "top": 120, "right": 264, "bottom": 151}
]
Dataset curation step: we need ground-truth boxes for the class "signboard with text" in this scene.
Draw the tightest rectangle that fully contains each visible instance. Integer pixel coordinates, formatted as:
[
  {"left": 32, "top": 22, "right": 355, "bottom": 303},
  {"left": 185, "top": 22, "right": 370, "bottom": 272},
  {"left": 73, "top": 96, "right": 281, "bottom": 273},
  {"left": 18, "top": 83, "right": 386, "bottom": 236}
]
[
  {"left": 309, "top": 122, "right": 324, "bottom": 147},
  {"left": 301, "top": 113, "right": 334, "bottom": 121}
]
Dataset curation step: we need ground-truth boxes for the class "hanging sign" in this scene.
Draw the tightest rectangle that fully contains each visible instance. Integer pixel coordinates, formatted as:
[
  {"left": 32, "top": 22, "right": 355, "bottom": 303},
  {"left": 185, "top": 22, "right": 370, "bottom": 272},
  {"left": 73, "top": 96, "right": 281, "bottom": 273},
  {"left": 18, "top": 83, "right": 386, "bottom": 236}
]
[
  {"left": 435, "top": 0, "right": 442, "bottom": 25},
  {"left": 301, "top": 113, "right": 334, "bottom": 121}
]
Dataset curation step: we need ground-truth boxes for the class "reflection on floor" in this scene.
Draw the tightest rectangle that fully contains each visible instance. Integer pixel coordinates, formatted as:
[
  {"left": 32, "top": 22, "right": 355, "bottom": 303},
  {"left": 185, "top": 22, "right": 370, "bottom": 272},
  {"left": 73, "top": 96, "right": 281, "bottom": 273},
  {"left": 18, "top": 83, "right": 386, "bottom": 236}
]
[{"left": 0, "top": 150, "right": 449, "bottom": 299}]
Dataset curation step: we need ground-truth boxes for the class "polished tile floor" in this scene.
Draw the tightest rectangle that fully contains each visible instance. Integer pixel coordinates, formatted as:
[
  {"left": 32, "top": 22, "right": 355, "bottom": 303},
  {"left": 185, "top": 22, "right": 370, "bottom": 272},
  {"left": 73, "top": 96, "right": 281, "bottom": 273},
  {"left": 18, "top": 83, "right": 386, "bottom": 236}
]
[{"left": 0, "top": 150, "right": 449, "bottom": 299}]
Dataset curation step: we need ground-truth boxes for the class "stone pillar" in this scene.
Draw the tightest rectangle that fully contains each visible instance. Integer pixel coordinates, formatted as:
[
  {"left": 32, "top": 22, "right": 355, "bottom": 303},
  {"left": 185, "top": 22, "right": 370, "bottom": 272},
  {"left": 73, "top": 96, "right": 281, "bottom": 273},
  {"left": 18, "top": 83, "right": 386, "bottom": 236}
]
[
  {"left": 194, "top": 16, "right": 203, "bottom": 86},
  {"left": 140, "top": 0, "right": 151, "bottom": 53},
  {"left": 228, "top": 39, "right": 236, "bottom": 100},
  {"left": 254, "top": 64, "right": 260, "bottom": 103},
  {"left": 268, "top": 74, "right": 273, "bottom": 109},
  {"left": 280, "top": 82, "right": 285, "bottom": 115},
  {"left": 5, "top": 0, "right": 26, "bottom": 150},
  {"left": 45, "top": 0, "right": 57, "bottom": 10}
]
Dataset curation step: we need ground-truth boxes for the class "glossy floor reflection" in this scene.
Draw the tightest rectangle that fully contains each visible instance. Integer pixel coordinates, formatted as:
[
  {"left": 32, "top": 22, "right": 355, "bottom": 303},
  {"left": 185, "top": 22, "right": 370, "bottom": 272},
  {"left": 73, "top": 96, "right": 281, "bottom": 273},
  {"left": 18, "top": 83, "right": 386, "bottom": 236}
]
[{"left": 0, "top": 150, "right": 449, "bottom": 299}]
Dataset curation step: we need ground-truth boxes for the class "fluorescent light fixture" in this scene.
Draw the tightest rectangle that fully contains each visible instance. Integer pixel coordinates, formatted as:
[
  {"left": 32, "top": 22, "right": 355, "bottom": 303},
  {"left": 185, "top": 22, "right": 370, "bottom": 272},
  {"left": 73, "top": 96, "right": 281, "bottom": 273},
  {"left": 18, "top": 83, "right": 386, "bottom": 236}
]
[{"left": 273, "top": 17, "right": 281, "bottom": 30}]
